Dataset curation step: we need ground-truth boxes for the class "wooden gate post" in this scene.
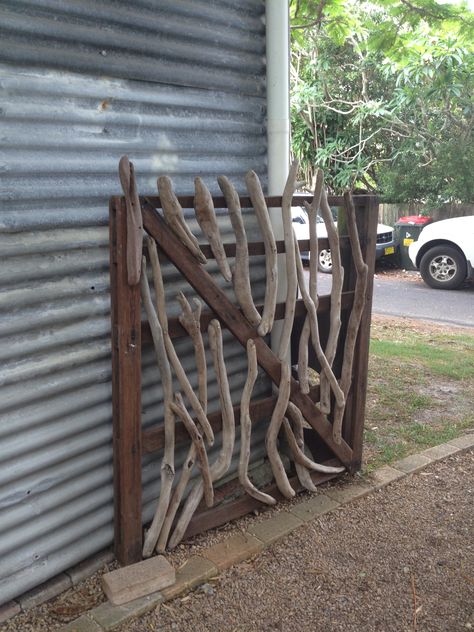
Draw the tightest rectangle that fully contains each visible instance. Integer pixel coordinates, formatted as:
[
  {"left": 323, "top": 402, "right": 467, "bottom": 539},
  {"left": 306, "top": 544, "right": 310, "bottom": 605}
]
[
  {"left": 109, "top": 196, "right": 143, "bottom": 565},
  {"left": 342, "top": 195, "right": 379, "bottom": 472}
]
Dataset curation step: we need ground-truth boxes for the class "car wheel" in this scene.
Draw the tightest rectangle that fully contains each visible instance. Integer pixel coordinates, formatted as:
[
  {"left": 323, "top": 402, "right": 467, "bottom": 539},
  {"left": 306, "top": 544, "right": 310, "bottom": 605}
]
[
  {"left": 419, "top": 245, "right": 467, "bottom": 290},
  {"left": 318, "top": 249, "right": 333, "bottom": 273}
]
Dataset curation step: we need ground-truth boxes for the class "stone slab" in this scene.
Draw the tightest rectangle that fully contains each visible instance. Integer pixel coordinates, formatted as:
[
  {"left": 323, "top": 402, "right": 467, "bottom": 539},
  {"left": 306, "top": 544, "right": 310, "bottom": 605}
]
[
  {"left": 448, "top": 434, "right": 474, "bottom": 450},
  {"left": 102, "top": 556, "right": 174, "bottom": 605},
  {"left": 89, "top": 592, "right": 163, "bottom": 630},
  {"left": 247, "top": 511, "right": 303, "bottom": 546},
  {"left": 58, "top": 614, "right": 103, "bottom": 632},
  {"left": 369, "top": 466, "right": 406, "bottom": 489},
  {"left": 290, "top": 493, "right": 340, "bottom": 522},
  {"left": 202, "top": 533, "right": 264, "bottom": 570},
  {"left": 67, "top": 550, "right": 115, "bottom": 585},
  {"left": 392, "top": 453, "right": 431, "bottom": 474},
  {"left": 0, "top": 600, "right": 21, "bottom": 624},
  {"left": 324, "top": 482, "right": 374, "bottom": 505},
  {"left": 161, "top": 557, "right": 218, "bottom": 601},
  {"left": 19, "top": 572, "right": 72, "bottom": 610},
  {"left": 421, "top": 443, "right": 459, "bottom": 463}
]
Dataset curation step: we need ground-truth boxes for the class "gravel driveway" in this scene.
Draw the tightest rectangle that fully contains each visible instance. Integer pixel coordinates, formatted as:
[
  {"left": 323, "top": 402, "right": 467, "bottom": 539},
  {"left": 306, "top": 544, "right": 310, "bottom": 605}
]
[{"left": 121, "top": 450, "right": 473, "bottom": 632}]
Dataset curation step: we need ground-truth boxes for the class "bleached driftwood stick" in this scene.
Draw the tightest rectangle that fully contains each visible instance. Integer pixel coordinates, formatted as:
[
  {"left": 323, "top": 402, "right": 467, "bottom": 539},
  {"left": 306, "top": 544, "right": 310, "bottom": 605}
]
[
  {"left": 155, "top": 290, "right": 209, "bottom": 552},
  {"left": 157, "top": 175, "right": 207, "bottom": 264},
  {"left": 118, "top": 155, "right": 143, "bottom": 285},
  {"left": 168, "top": 319, "right": 236, "bottom": 548},
  {"left": 217, "top": 175, "right": 261, "bottom": 327},
  {"left": 286, "top": 402, "right": 317, "bottom": 491},
  {"left": 283, "top": 407, "right": 345, "bottom": 474},
  {"left": 155, "top": 444, "right": 196, "bottom": 553},
  {"left": 239, "top": 339, "right": 276, "bottom": 505},
  {"left": 298, "top": 169, "right": 324, "bottom": 393},
  {"left": 146, "top": 237, "right": 214, "bottom": 445},
  {"left": 293, "top": 230, "right": 345, "bottom": 409},
  {"left": 194, "top": 177, "right": 232, "bottom": 282},
  {"left": 319, "top": 186, "right": 344, "bottom": 414},
  {"left": 140, "top": 257, "right": 175, "bottom": 558},
  {"left": 170, "top": 393, "right": 214, "bottom": 508},
  {"left": 265, "top": 362, "right": 295, "bottom": 498},
  {"left": 332, "top": 192, "right": 368, "bottom": 444},
  {"left": 245, "top": 170, "right": 278, "bottom": 336},
  {"left": 177, "top": 292, "right": 207, "bottom": 414},
  {"left": 278, "top": 161, "right": 299, "bottom": 360}
]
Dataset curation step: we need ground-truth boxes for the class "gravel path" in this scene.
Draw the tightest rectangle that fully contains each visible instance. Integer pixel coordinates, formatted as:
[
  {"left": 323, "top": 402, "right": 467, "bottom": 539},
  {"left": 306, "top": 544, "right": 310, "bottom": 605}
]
[{"left": 121, "top": 450, "right": 473, "bottom": 632}]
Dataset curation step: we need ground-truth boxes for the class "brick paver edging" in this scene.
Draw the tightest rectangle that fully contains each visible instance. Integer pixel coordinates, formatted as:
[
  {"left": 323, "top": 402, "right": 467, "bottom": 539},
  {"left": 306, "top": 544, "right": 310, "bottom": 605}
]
[{"left": 5, "top": 436, "right": 474, "bottom": 632}]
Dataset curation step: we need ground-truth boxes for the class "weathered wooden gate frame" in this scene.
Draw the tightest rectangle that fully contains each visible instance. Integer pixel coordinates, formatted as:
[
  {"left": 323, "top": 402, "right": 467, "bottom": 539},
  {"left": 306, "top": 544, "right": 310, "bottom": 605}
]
[{"left": 109, "top": 192, "right": 379, "bottom": 565}]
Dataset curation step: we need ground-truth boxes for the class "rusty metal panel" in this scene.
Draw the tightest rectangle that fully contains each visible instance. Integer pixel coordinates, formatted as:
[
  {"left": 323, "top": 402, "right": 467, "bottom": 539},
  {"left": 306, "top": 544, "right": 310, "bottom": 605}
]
[{"left": 0, "top": 0, "right": 268, "bottom": 604}]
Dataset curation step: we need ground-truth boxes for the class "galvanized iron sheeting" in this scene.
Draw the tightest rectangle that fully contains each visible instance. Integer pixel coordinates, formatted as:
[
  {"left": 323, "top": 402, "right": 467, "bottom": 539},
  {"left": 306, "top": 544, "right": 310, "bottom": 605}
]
[{"left": 0, "top": 0, "right": 268, "bottom": 604}]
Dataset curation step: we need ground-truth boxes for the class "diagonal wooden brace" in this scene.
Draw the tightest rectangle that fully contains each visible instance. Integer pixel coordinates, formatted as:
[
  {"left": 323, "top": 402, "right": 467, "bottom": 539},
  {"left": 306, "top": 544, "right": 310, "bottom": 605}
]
[{"left": 142, "top": 200, "right": 353, "bottom": 468}]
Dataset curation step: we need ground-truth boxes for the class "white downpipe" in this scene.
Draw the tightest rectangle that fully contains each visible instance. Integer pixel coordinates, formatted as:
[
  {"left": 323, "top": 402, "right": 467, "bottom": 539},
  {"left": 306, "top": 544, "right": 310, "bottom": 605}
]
[{"left": 266, "top": 0, "right": 290, "bottom": 356}]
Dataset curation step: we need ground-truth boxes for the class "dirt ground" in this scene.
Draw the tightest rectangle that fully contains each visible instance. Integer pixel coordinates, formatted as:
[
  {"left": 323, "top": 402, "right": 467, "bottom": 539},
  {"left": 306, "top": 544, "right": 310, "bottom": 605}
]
[{"left": 121, "top": 450, "right": 473, "bottom": 632}]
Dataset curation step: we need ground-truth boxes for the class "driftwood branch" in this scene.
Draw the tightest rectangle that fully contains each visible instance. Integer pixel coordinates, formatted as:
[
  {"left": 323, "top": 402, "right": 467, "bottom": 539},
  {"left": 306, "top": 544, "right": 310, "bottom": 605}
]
[
  {"left": 157, "top": 175, "right": 206, "bottom": 264},
  {"left": 298, "top": 169, "right": 324, "bottom": 393},
  {"left": 278, "top": 161, "right": 299, "bottom": 360},
  {"left": 286, "top": 402, "right": 317, "bottom": 491},
  {"left": 319, "top": 186, "right": 344, "bottom": 414},
  {"left": 146, "top": 237, "right": 214, "bottom": 445},
  {"left": 265, "top": 361, "right": 295, "bottom": 499},
  {"left": 217, "top": 175, "right": 261, "bottom": 327},
  {"left": 194, "top": 177, "right": 232, "bottom": 282},
  {"left": 284, "top": 406, "right": 344, "bottom": 474},
  {"left": 140, "top": 256, "right": 175, "bottom": 558},
  {"left": 168, "top": 319, "right": 236, "bottom": 548},
  {"left": 245, "top": 170, "right": 278, "bottom": 336},
  {"left": 170, "top": 393, "right": 214, "bottom": 508},
  {"left": 118, "top": 155, "right": 143, "bottom": 285},
  {"left": 294, "top": 231, "right": 345, "bottom": 409},
  {"left": 239, "top": 339, "right": 276, "bottom": 505},
  {"left": 332, "top": 192, "right": 368, "bottom": 444},
  {"left": 177, "top": 292, "right": 207, "bottom": 414},
  {"left": 155, "top": 444, "right": 196, "bottom": 553}
]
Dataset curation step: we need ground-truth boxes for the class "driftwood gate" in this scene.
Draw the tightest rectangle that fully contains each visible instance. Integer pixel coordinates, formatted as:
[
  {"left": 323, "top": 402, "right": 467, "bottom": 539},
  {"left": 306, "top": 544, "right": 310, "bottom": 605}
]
[{"left": 109, "top": 188, "right": 378, "bottom": 566}]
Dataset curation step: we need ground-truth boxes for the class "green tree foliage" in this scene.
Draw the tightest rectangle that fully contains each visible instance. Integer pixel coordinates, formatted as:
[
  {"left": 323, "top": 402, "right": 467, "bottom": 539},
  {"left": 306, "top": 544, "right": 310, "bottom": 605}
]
[{"left": 290, "top": 0, "right": 474, "bottom": 205}]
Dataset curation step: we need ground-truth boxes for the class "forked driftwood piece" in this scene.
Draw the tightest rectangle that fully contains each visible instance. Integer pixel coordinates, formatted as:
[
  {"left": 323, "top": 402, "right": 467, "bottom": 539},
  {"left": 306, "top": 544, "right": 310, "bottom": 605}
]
[
  {"left": 157, "top": 175, "right": 207, "bottom": 264},
  {"left": 170, "top": 393, "right": 214, "bottom": 508},
  {"left": 332, "top": 192, "right": 369, "bottom": 444},
  {"left": 245, "top": 170, "right": 278, "bottom": 336},
  {"left": 140, "top": 256, "right": 175, "bottom": 558},
  {"left": 239, "top": 339, "right": 276, "bottom": 505},
  {"left": 177, "top": 292, "right": 207, "bottom": 414},
  {"left": 278, "top": 161, "right": 299, "bottom": 360},
  {"left": 283, "top": 409, "right": 344, "bottom": 474},
  {"left": 168, "top": 319, "right": 236, "bottom": 548},
  {"left": 217, "top": 175, "right": 261, "bottom": 327},
  {"left": 294, "top": 231, "right": 344, "bottom": 409},
  {"left": 298, "top": 169, "right": 324, "bottom": 393},
  {"left": 155, "top": 444, "right": 196, "bottom": 553},
  {"left": 194, "top": 177, "right": 232, "bottom": 282},
  {"left": 265, "top": 362, "right": 295, "bottom": 499},
  {"left": 147, "top": 237, "right": 214, "bottom": 445},
  {"left": 118, "top": 155, "right": 143, "bottom": 285},
  {"left": 319, "top": 186, "right": 344, "bottom": 414},
  {"left": 286, "top": 402, "right": 317, "bottom": 491}
]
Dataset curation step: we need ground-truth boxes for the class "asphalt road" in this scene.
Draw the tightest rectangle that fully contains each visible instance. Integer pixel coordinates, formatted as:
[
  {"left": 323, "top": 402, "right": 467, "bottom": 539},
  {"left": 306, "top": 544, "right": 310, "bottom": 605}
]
[{"left": 314, "top": 269, "right": 474, "bottom": 328}]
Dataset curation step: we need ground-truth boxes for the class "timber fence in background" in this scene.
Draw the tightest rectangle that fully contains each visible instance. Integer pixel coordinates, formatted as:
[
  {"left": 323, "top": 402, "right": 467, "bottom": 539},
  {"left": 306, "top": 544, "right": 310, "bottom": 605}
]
[{"left": 379, "top": 203, "right": 474, "bottom": 227}]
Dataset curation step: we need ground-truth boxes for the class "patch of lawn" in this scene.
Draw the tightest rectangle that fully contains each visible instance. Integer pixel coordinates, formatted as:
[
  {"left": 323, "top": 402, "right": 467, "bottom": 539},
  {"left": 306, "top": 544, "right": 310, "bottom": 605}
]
[{"left": 363, "top": 317, "right": 474, "bottom": 471}]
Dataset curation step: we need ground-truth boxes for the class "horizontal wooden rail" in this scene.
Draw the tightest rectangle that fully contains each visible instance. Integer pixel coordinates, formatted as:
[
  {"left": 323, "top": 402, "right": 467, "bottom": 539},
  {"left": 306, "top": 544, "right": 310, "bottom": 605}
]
[
  {"left": 143, "top": 193, "right": 375, "bottom": 210},
  {"left": 141, "top": 293, "right": 355, "bottom": 342},
  {"left": 142, "top": 386, "right": 321, "bottom": 454}
]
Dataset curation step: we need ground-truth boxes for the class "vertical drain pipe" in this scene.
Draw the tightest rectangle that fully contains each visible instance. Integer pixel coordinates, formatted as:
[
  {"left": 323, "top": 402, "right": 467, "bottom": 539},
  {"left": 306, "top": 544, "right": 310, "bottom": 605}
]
[{"left": 265, "top": 0, "right": 290, "bottom": 355}]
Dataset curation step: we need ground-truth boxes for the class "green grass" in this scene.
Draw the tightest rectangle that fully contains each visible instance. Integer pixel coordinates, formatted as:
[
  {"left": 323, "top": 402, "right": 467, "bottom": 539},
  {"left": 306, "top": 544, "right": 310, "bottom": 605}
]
[{"left": 363, "top": 318, "right": 474, "bottom": 471}]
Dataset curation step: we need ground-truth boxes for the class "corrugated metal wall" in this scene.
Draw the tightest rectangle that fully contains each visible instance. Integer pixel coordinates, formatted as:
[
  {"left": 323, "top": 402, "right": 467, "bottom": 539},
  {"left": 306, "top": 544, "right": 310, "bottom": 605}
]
[{"left": 0, "top": 0, "right": 269, "bottom": 604}]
